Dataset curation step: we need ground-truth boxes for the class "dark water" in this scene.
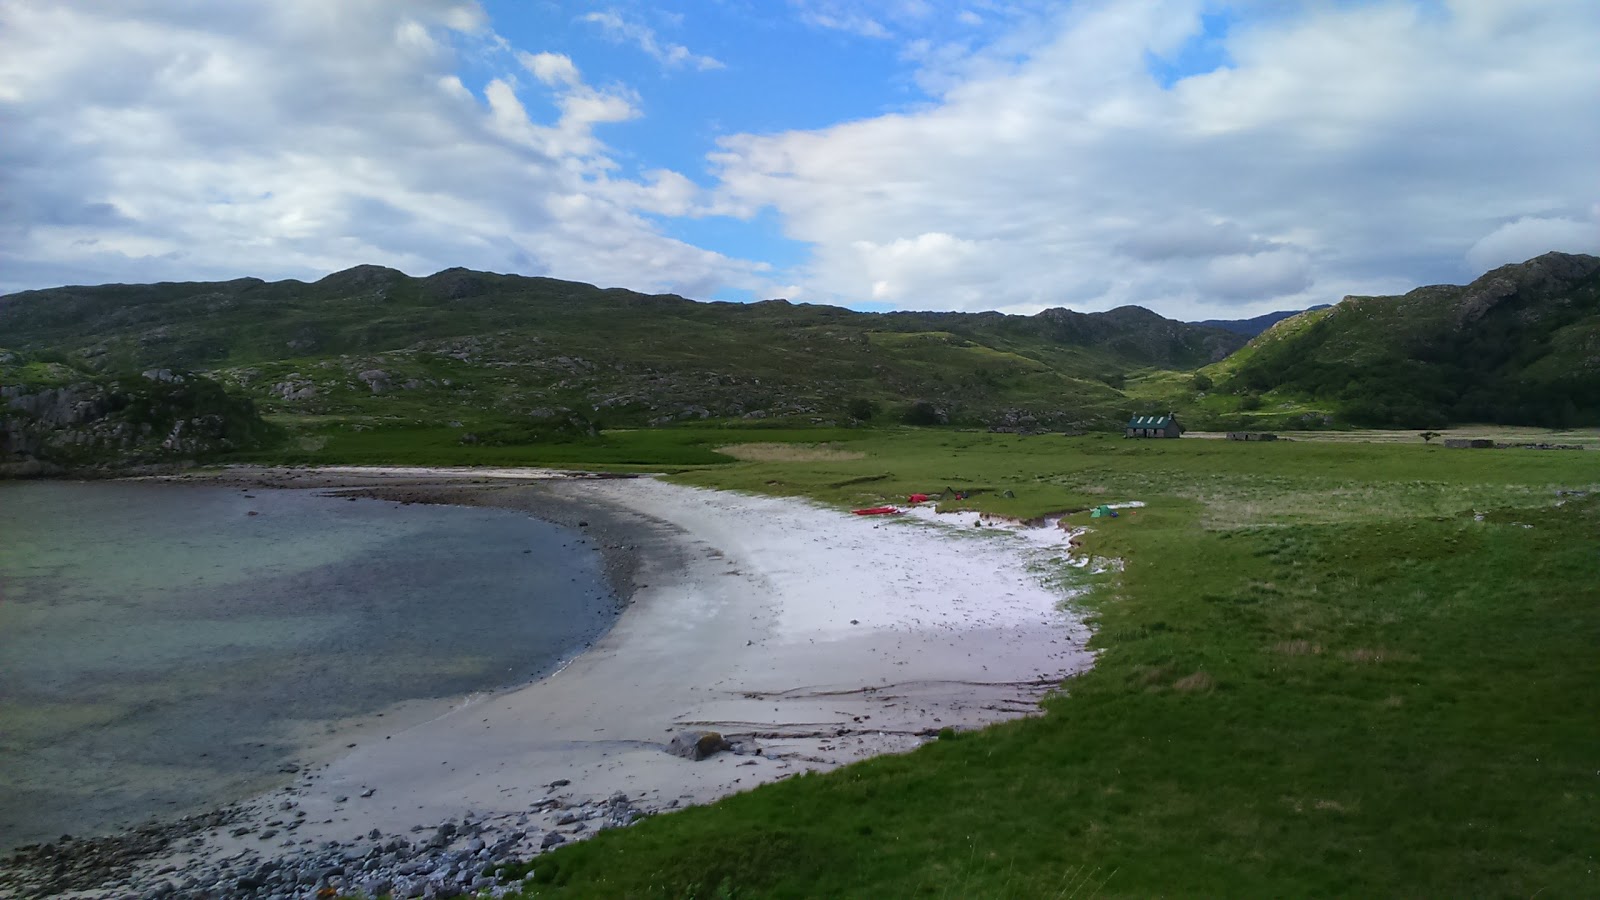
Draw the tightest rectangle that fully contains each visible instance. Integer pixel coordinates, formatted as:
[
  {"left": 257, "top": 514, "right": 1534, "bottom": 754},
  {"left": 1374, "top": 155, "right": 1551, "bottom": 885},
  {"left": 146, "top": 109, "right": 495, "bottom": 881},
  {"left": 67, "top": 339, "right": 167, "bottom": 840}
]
[{"left": 0, "top": 481, "right": 619, "bottom": 850}]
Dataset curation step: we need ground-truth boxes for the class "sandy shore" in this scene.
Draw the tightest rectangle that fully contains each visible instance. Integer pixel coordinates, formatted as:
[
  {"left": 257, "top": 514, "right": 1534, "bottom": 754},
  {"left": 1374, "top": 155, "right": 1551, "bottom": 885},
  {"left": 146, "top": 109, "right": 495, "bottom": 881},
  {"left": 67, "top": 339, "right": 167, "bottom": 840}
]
[{"left": 18, "top": 468, "right": 1099, "bottom": 898}]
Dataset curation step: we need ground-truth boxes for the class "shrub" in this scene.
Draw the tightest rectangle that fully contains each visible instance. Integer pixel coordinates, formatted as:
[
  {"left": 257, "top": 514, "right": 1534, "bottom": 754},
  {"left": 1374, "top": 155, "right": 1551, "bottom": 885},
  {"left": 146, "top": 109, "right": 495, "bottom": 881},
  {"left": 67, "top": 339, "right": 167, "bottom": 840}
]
[
  {"left": 845, "top": 398, "right": 877, "bottom": 422},
  {"left": 902, "top": 401, "right": 943, "bottom": 426}
]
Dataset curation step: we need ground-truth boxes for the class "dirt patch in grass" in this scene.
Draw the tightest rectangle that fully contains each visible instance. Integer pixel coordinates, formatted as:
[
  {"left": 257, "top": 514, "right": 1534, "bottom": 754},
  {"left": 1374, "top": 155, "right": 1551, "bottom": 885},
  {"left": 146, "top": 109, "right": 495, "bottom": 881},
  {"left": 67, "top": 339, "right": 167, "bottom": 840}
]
[
  {"left": 1273, "top": 640, "right": 1323, "bottom": 656},
  {"left": 1173, "top": 671, "right": 1216, "bottom": 692},
  {"left": 716, "top": 442, "right": 867, "bottom": 462},
  {"left": 1342, "top": 648, "right": 1417, "bottom": 664},
  {"left": 1132, "top": 664, "right": 1172, "bottom": 689}
]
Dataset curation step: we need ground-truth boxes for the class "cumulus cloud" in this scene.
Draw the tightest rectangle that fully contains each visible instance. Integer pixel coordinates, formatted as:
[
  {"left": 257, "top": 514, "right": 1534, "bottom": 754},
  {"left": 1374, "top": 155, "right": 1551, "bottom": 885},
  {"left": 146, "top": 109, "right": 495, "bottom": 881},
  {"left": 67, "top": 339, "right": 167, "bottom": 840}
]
[
  {"left": 714, "top": 0, "right": 1600, "bottom": 316},
  {"left": 5, "top": 0, "right": 1596, "bottom": 318},
  {"left": 580, "top": 10, "right": 724, "bottom": 72},
  {"left": 0, "top": 0, "right": 762, "bottom": 296}
]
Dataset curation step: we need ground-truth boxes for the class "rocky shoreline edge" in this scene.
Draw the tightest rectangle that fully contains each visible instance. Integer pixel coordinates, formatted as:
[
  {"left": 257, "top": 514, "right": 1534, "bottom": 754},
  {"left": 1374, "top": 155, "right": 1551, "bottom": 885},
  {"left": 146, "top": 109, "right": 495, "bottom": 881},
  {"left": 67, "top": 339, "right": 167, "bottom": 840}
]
[{"left": 2, "top": 783, "right": 673, "bottom": 899}]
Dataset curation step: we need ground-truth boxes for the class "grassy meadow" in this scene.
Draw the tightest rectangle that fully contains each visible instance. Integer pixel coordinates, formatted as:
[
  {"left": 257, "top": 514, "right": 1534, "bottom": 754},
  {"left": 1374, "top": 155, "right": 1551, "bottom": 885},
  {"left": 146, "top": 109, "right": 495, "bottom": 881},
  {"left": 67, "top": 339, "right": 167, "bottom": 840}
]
[
  {"left": 251, "top": 426, "right": 1599, "bottom": 897},
  {"left": 435, "top": 429, "right": 1599, "bottom": 899}
]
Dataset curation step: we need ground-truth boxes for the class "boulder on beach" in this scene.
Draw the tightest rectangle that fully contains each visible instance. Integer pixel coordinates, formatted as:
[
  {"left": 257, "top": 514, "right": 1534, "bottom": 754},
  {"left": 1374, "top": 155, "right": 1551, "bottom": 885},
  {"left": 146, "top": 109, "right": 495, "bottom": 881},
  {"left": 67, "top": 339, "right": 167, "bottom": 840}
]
[{"left": 667, "top": 730, "right": 732, "bottom": 761}]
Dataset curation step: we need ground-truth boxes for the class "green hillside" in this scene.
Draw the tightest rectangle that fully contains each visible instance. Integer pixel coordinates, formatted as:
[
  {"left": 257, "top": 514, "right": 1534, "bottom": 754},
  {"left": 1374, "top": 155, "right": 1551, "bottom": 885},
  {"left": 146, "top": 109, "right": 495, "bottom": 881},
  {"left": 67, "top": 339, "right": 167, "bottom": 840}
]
[
  {"left": 0, "top": 267, "right": 1244, "bottom": 441},
  {"left": 5, "top": 253, "right": 1595, "bottom": 456},
  {"left": 1208, "top": 252, "right": 1600, "bottom": 427}
]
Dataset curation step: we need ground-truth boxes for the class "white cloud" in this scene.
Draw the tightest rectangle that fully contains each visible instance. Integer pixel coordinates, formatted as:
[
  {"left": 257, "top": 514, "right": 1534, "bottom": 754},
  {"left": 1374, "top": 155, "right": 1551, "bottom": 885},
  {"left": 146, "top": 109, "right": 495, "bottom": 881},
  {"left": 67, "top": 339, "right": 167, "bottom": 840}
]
[
  {"left": 5, "top": 0, "right": 1596, "bottom": 319},
  {"left": 714, "top": 0, "right": 1600, "bottom": 317},
  {"left": 1200, "top": 250, "right": 1313, "bottom": 301},
  {"left": 0, "top": 0, "right": 763, "bottom": 297},
  {"left": 787, "top": 0, "right": 891, "bottom": 38},
  {"left": 520, "top": 50, "right": 581, "bottom": 87},
  {"left": 790, "top": 0, "right": 1053, "bottom": 43},
  {"left": 851, "top": 231, "right": 984, "bottom": 301},
  {"left": 580, "top": 10, "right": 724, "bottom": 72},
  {"left": 1466, "top": 215, "right": 1599, "bottom": 272}
]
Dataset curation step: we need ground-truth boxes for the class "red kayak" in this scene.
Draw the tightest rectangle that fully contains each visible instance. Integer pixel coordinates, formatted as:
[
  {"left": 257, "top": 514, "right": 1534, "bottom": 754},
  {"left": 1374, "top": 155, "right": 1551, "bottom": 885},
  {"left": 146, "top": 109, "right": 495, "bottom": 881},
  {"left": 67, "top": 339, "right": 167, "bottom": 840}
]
[{"left": 852, "top": 506, "right": 902, "bottom": 516}]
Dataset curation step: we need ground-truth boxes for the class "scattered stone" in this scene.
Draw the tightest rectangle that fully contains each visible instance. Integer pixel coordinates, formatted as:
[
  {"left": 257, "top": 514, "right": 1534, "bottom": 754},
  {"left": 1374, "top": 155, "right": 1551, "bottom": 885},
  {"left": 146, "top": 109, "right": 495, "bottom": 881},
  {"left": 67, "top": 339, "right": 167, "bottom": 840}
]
[{"left": 668, "top": 730, "right": 732, "bottom": 761}]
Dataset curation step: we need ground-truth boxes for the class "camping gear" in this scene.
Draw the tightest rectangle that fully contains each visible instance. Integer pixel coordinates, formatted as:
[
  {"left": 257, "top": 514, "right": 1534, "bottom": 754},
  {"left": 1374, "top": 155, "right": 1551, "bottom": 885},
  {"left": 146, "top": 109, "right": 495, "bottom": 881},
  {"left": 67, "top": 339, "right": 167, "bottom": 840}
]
[
  {"left": 1090, "top": 505, "right": 1118, "bottom": 518},
  {"left": 907, "top": 493, "right": 930, "bottom": 504},
  {"left": 852, "top": 506, "right": 902, "bottom": 516}
]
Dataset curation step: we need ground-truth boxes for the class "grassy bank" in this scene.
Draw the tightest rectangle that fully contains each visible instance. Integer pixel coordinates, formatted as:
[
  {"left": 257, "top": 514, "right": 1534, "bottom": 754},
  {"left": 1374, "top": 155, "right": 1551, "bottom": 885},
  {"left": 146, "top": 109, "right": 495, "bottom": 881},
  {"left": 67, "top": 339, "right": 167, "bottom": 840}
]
[
  {"left": 496, "top": 432, "right": 1598, "bottom": 897},
  {"left": 229, "top": 422, "right": 871, "bottom": 471}
]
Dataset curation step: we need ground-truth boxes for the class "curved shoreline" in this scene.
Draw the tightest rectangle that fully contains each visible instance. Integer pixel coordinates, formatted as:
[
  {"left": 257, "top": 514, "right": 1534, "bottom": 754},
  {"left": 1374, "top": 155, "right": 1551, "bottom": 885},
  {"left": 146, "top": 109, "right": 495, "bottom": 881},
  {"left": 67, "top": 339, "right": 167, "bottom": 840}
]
[{"left": 4, "top": 467, "right": 1098, "bottom": 899}]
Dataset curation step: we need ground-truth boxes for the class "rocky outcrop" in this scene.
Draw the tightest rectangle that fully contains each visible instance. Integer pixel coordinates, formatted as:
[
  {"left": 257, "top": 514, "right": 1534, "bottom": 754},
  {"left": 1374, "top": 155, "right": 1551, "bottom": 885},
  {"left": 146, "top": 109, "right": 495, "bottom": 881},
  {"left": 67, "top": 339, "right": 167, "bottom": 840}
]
[{"left": 1, "top": 363, "right": 278, "bottom": 473}]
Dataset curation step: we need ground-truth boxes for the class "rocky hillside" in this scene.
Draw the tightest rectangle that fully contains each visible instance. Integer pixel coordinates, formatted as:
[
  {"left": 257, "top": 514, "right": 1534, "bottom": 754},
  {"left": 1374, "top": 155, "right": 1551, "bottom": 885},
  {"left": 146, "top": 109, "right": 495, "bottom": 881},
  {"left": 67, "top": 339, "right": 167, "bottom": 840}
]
[
  {"left": 1210, "top": 252, "right": 1600, "bottom": 427},
  {"left": 0, "top": 350, "right": 279, "bottom": 475},
  {"left": 0, "top": 267, "right": 1247, "bottom": 432}
]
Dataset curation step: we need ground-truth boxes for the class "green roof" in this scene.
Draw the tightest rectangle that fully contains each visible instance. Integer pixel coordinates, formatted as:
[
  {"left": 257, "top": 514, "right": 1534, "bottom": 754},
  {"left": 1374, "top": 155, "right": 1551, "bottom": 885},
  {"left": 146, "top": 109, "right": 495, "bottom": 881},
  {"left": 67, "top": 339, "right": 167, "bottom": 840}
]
[{"left": 1126, "top": 414, "right": 1174, "bottom": 428}]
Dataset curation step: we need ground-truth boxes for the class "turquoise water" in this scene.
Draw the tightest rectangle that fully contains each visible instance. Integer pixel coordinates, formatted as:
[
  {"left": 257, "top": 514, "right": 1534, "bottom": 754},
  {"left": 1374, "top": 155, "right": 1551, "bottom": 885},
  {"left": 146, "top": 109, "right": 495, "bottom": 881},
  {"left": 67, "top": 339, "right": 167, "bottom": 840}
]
[{"left": 0, "top": 481, "right": 619, "bottom": 850}]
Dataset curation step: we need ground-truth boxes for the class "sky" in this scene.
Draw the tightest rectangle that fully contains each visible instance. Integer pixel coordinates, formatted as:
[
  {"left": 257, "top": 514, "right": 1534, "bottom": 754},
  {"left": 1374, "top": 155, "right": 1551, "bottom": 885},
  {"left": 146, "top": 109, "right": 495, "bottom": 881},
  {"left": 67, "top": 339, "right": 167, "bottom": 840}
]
[{"left": 1, "top": 0, "right": 1596, "bottom": 319}]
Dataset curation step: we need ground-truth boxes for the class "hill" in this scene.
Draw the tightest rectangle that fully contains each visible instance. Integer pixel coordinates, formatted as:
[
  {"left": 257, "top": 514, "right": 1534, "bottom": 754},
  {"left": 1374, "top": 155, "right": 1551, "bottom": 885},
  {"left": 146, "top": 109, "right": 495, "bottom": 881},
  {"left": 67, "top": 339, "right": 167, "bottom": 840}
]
[
  {"left": 0, "top": 268, "right": 1246, "bottom": 438},
  {"left": 1209, "top": 252, "right": 1600, "bottom": 427},
  {"left": 1191, "top": 305, "right": 1331, "bottom": 337}
]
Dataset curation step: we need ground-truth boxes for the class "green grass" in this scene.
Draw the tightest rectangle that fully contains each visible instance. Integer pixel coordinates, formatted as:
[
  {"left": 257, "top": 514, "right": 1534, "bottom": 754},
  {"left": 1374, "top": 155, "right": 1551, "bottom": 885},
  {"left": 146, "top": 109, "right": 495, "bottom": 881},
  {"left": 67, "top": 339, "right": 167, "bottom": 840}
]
[
  {"left": 495, "top": 432, "right": 1599, "bottom": 898},
  {"left": 230, "top": 423, "right": 872, "bottom": 470}
]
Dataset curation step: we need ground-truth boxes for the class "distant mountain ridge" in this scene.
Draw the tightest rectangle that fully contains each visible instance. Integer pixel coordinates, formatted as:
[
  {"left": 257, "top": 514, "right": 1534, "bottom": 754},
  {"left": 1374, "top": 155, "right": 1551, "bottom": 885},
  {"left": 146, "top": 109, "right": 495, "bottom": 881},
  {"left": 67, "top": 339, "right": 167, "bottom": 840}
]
[
  {"left": 1191, "top": 306, "right": 1332, "bottom": 337},
  {"left": 6, "top": 253, "right": 1594, "bottom": 452},
  {"left": 0, "top": 267, "right": 1247, "bottom": 435}
]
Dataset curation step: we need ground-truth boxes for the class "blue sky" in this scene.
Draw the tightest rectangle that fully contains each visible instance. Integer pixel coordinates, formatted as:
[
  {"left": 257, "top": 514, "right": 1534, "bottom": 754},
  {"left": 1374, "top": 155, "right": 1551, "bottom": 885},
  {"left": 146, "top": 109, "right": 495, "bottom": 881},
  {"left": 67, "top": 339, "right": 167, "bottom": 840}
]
[
  {"left": 1, "top": 1, "right": 1596, "bottom": 317},
  {"left": 469, "top": 1, "right": 1245, "bottom": 301},
  {"left": 466, "top": 1, "right": 1061, "bottom": 301}
]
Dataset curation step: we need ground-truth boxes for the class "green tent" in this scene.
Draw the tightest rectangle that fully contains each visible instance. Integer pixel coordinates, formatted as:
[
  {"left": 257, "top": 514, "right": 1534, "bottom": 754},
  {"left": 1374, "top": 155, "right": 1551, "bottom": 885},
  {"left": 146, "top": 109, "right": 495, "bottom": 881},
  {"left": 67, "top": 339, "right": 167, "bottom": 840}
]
[{"left": 1090, "top": 505, "right": 1117, "bottom": 518}]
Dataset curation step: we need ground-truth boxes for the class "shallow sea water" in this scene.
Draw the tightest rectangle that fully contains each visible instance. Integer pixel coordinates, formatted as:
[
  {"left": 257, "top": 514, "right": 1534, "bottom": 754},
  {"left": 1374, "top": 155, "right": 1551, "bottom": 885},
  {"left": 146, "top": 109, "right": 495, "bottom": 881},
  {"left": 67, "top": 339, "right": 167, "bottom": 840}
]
[{"left": 0, "top": 481, "right": 618, "bottom": 850}]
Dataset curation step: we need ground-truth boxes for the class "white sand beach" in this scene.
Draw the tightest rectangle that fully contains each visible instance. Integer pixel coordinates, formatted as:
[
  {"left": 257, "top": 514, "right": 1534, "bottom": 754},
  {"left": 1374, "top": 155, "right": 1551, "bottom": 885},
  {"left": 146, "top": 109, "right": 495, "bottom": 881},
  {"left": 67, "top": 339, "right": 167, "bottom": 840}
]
[{"left": 116, "top": 474, "right": 1099, "bottom": 890}]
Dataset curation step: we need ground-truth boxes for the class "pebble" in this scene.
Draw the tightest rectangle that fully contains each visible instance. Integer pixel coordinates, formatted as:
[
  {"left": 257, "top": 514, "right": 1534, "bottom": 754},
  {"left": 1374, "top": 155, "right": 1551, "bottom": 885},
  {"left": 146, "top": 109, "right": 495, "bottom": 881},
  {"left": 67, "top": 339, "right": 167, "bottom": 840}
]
[{"left": 0, "top": 791, "right": 654, "bottom": 900}]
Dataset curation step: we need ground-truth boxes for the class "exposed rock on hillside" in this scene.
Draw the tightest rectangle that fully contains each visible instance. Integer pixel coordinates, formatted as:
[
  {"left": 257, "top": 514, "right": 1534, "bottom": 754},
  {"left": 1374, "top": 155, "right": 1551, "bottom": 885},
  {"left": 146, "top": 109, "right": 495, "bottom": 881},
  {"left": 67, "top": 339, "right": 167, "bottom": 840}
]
[{"left": 1, "top": 353, "right": 279, "bottom": 475}]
